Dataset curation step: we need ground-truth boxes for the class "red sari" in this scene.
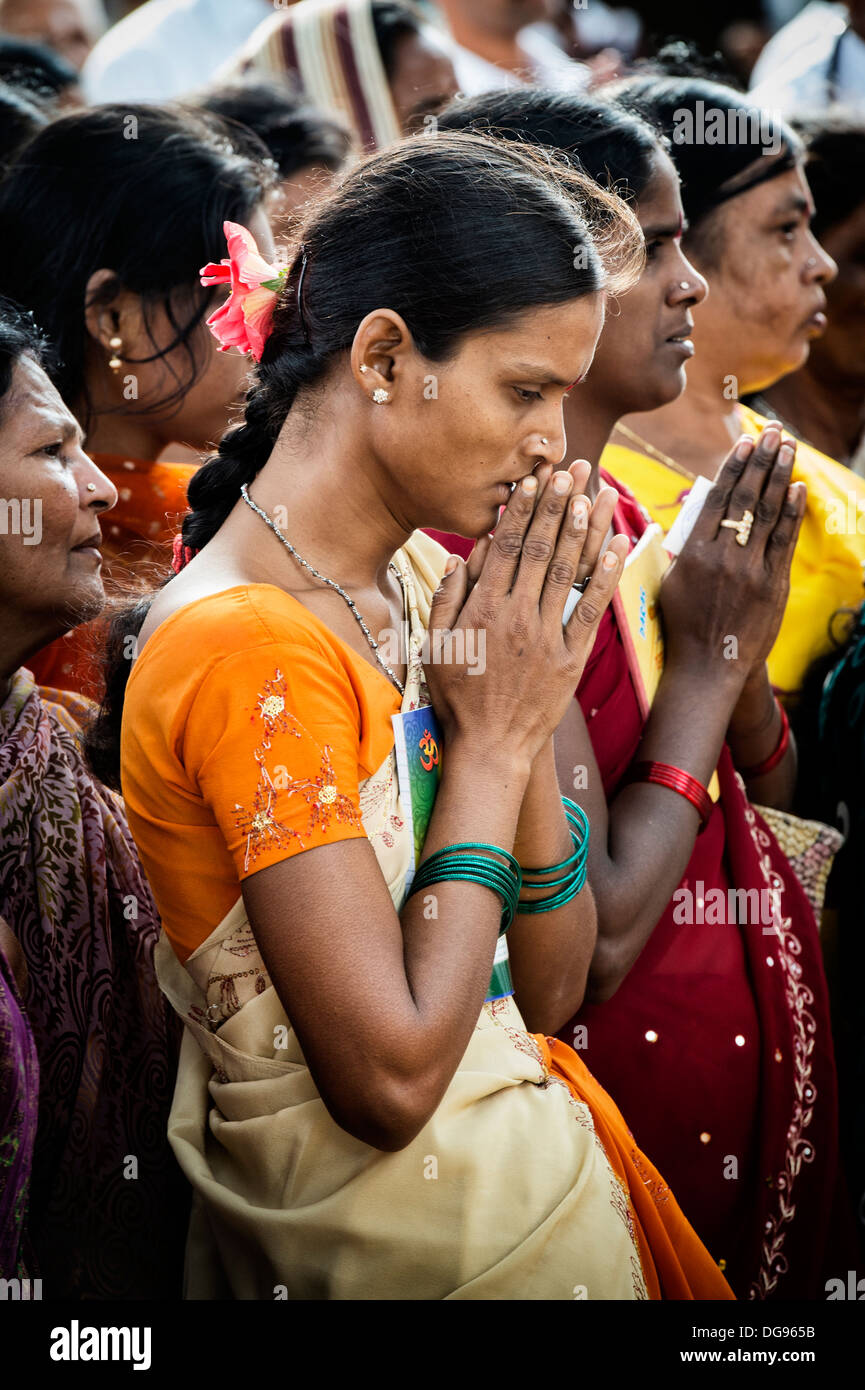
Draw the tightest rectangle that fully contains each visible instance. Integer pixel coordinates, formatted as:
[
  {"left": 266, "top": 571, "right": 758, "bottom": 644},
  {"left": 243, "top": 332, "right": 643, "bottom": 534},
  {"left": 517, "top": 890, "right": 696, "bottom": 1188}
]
[
  {"left": 570, "top": 477, "right": 851, "bottom": 1299},
  {"left": 427, "top": 482, "right": 853, "bottom": 1299}
]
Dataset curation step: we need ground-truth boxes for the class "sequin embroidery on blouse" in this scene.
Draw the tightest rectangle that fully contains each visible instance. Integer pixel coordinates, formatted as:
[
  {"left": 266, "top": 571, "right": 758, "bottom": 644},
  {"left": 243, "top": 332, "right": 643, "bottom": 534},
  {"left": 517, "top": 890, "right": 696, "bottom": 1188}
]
[{"left": 233, "top": 668, "right": 363, "bottom": 872}]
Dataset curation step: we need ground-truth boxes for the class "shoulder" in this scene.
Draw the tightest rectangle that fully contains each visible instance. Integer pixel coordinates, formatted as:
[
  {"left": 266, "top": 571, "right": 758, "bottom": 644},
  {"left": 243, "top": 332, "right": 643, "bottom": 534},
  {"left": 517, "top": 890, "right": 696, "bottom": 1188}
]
[{"left": 128, "top": 586, "right": 358, "bottom": 710}]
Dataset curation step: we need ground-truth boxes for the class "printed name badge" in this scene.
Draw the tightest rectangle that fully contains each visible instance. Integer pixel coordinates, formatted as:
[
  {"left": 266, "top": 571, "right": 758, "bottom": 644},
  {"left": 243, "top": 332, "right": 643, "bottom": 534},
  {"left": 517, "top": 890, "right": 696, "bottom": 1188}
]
[{"left": 391, "top": 705, "right": 513, "bottom": 1003}]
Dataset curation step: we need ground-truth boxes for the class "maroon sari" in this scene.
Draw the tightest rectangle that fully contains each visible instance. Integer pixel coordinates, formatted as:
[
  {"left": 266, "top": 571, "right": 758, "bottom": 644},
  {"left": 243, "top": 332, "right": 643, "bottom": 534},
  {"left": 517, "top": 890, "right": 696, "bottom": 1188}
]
[
  {"left": 427, "top": 483, "right": 853, "bottom": 1299},
  {"left": 0, "top": 669, "right": 187, "bottom": 1299},
  {"left": 569, "top": 478, "right": 851, "bottom": 1299}
]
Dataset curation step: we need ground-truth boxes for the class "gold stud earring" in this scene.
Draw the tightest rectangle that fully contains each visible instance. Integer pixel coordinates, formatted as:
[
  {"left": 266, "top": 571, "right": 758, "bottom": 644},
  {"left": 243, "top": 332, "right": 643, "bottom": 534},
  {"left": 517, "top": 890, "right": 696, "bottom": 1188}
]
[
  {"left": 108, "top": 336, "right": 123, "bottom": 372},
  {"left": 372, "top": 388, "right": 390, "bottom": 404}
]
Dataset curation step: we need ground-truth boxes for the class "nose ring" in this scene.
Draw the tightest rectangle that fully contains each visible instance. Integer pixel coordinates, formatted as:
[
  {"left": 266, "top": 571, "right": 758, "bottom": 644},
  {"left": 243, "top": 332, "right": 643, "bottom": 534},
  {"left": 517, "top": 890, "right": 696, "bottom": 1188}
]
[{"left": 86, "top": 483, "right": 96, "bottom": 492}]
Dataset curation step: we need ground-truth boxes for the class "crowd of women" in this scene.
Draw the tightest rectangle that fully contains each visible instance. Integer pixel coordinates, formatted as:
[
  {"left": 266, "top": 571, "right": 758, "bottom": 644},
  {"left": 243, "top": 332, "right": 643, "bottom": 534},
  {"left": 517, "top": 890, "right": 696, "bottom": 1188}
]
[{"left": 1, "top": 0, "right": 864, "bottom": 1302}]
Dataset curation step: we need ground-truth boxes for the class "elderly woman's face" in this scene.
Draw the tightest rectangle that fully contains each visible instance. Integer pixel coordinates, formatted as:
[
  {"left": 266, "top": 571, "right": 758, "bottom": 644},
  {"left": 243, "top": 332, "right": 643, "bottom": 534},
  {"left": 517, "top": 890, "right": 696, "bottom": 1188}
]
[
  {"left": 686, "top": 162, "right": 837, "bottom": 393},
  {"left": 0, "top": 354, "right": 117, "bottom": 638}
]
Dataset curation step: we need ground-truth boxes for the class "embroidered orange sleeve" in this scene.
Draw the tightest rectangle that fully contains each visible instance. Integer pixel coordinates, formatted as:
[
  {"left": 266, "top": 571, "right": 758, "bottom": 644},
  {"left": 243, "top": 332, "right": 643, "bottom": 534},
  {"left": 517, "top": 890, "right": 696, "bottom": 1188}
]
[{"left": 185, "top": 639, "right": 369, "bottom": 880}]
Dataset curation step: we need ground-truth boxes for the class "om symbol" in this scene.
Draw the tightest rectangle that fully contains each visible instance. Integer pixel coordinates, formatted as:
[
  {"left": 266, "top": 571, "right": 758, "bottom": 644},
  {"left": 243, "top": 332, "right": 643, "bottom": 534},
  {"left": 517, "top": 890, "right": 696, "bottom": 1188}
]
[{"left": 418, "top": 728, "right": 440, "bottom": 772}]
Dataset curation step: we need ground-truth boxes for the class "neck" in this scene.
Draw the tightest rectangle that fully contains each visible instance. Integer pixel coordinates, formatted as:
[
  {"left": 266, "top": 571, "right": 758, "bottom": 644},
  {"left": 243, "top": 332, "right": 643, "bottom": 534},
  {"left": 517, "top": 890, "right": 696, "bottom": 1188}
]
[
  {"left": 619, "top": 355, "right": 745, "bottom": 480},
  {"left": 216, "top": 401, "right": 412, "bottom": 595},
  {"left": 562, "top": 393, "right": 621, "bottom": 499},
  {"left": 78, "top": 357, "right": 172, "bottom": 462},
  {"left": 761, "top": 360, "right": 865, "bottom": 463},
  {"left": 0, "top": 612, "right": 69, "bottom": 693},
  {"left": 82, "top": 407, "right": 168, "bottom": 463}
]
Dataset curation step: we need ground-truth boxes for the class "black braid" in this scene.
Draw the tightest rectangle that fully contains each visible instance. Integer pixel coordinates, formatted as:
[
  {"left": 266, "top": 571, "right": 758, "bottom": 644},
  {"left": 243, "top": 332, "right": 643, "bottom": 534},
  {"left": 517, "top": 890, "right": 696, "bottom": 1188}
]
[{"left": 182, "top": 330, "right": 331, "bottom": 552}]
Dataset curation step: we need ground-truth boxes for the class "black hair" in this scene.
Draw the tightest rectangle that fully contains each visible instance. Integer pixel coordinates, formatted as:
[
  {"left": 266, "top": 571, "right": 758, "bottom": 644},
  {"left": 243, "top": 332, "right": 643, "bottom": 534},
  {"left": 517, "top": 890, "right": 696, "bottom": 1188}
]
[
  {"left": 83, "top": 129, "right": 643, "bottom": 788},
  {"left": 0, "top": 295, "right": 48, "bottom": 415},
  {"left": 438, "top": 87, "right": 667, "bottom": 206},
  {"left": 792, "top": 111, "right": 865, "bottom": 240},
  {"left": 196, "top": 77, "right": 352, "bottom": 180},
  {"left": 0, "top": 79, "right": 47, "bottom": 170},
  {"left": 0, "top": 35, "right": 78, "bottom": 104},
  {"left": 0, "top": 103, "right": 274, "bottom": 428},
  {"left": 611, "top": 71, "right": 802, "bottom": 260}
]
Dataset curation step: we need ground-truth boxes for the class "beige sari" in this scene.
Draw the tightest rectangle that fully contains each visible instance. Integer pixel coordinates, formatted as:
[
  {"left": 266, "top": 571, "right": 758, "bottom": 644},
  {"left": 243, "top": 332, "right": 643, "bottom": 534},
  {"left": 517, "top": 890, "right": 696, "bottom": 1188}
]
[{"left": 155, "top": 532, "right": 648, "bottom": 1300}]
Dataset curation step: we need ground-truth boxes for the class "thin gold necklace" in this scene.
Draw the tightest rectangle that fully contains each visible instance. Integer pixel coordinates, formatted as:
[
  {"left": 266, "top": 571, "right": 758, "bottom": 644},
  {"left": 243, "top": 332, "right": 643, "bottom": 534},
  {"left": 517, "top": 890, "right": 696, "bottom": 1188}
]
[
  {"left": 240, "top": 484, "right": 407, "bottom": 696},
  {"left": 612, "top": 421, "right": 697, "bottom": 483}
]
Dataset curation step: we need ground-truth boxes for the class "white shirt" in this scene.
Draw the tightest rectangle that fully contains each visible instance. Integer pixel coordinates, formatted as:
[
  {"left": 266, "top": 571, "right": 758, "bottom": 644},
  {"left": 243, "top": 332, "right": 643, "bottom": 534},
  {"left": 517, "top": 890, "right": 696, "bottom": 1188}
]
[
  {"left": 749, "top": 2, "right": 865, "bottom": 114},
  {"left": 82, "top": 0, "right": 272, "bottom": 103},
  {"left": 451, "top": 25, "right": 588, "bottom": 96}
]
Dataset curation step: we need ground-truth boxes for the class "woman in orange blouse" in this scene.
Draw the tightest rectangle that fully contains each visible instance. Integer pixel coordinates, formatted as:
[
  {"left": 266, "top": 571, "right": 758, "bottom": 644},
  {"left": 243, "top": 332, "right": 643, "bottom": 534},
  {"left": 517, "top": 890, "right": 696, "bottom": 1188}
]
[
  {"left": 90, "top": 133, "right": 735, "bottom": 1299},
  {"left": 0, "top": 103, "right": 276, "bottom": 697}
]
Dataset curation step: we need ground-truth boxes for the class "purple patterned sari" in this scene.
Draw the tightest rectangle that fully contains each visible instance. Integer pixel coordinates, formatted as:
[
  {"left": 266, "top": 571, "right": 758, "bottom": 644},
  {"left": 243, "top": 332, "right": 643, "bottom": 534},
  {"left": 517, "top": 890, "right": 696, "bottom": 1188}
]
[
  {"left": 0, "top": 669, "right": 187, "bottom": 1299},
  {"left": 0, "top": 941, "right": 38, "bottom": 1277}
]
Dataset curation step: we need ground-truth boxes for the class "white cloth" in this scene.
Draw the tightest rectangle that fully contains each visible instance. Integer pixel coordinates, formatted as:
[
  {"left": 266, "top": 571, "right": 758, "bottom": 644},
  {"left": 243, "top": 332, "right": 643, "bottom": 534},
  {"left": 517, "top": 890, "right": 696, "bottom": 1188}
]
[
  {"left": 82, "top": 0, "right": 272, "bottom": 103},
  {"left": 451, "top": 24, "right": 588, "bottom": 96},
  {"left": 749, "top": 2, "right": 865, "bottom": 113}
]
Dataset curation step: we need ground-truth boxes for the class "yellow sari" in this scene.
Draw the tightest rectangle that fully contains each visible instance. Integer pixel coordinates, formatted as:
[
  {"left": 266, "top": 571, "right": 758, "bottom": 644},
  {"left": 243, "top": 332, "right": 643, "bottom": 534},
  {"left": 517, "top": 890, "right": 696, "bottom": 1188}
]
[{"left": 602, "top": 405, "right": 865, "bottom": 699}]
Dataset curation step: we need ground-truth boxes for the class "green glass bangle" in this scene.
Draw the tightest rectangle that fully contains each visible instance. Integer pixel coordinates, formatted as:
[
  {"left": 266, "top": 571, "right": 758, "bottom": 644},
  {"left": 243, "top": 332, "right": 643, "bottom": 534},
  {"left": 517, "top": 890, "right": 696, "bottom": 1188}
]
[
  {"left": 409, "top": 841, "right": 522, "bottom": 934},
  {"left": 518, "top": 799, "right": 590, "bottom": 914},
  {"left": 521, "top": 800, "right": 589, "bottom": 878}
]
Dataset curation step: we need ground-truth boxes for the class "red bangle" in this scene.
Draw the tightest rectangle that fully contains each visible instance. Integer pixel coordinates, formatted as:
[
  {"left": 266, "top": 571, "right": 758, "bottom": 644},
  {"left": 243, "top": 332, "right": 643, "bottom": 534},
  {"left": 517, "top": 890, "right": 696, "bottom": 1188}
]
[
  {"left": 628, "top": 760, "right": 713, "bottom": 829},
  {"left": 737, "top": 703, "right": 790, "bottom": 780}
]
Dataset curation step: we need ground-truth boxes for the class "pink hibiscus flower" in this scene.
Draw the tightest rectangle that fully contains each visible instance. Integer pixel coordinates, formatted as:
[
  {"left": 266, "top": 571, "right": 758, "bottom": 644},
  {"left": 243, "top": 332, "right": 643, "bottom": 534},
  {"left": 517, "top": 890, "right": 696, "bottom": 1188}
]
[{"left": 200, "top": 221, "right": 287, "bottom": 362}]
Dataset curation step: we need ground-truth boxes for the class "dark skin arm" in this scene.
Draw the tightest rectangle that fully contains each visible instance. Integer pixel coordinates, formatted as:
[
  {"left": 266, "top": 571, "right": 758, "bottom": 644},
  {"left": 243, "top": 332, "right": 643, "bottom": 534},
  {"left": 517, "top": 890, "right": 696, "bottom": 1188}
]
[
  {"left": 554, "top": 426, "right": 806, "bottom": 1002},
  {"left": 727, "top": 666, "right": 797, "bottom": 810}
]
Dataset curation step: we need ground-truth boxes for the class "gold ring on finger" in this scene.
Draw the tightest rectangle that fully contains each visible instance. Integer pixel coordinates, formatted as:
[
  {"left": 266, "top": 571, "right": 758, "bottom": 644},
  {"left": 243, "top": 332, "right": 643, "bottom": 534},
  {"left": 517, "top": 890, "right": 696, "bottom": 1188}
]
[{"left": 719, "top": 509, "right": 754, "bottom": 546}]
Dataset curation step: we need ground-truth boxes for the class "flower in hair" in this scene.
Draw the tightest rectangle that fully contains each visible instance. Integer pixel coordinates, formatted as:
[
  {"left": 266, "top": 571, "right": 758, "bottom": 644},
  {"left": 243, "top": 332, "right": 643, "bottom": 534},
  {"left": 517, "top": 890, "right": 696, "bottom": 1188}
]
[{"left": 200, "top": 221, "right": 288, "bottom": 362}]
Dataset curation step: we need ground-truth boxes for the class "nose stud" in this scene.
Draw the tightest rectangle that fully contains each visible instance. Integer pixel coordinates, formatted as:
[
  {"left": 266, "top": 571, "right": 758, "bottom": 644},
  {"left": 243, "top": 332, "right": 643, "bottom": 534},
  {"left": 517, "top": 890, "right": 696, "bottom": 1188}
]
[
  {"left": 679, "top": 281, "right": 690, "bottom": 290},
  {"left": 86, "top": 483, "right": 96, "bottom": 492},
  {"left": 541, "top": 437, "right": 549, "bottom": 446}
]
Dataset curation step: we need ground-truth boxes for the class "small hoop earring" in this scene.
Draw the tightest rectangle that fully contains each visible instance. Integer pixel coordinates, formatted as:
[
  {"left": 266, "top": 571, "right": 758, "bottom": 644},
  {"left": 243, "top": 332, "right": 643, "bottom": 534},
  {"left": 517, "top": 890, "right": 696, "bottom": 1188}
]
[
  {"left": 372, "top": 388, "right": 390, "bottom": 404},
  {"left": 86, "top": 483, "right": 96, "bottom": 492}
]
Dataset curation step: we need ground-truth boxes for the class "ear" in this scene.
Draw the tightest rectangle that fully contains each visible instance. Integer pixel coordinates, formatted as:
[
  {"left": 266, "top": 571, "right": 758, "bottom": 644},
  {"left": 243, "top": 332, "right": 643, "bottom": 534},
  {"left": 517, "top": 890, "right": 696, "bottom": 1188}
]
[
  {"left": 83, "top": 269, "right": 144, "bottom": 352},
  {"left": 350, "top": 309, "right": 416, "bottom": 396}
]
